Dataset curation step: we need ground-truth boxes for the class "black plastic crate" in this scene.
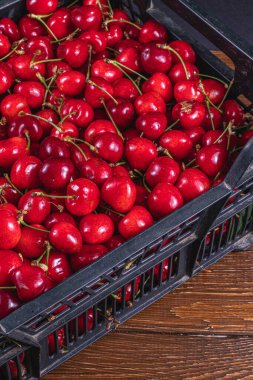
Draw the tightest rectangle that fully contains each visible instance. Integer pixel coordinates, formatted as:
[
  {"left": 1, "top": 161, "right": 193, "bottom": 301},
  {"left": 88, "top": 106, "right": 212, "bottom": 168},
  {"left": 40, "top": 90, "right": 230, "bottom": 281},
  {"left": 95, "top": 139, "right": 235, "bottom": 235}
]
[{"left": 0, "top": 0, "right": 253, "bottom": 379}]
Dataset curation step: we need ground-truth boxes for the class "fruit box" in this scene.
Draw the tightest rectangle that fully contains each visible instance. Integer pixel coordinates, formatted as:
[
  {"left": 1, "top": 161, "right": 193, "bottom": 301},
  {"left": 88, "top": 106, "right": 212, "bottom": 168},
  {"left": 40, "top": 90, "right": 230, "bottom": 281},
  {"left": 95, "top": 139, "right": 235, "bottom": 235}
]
[{"left": 1, "top": 0, "right": 253, "bottom": 379}]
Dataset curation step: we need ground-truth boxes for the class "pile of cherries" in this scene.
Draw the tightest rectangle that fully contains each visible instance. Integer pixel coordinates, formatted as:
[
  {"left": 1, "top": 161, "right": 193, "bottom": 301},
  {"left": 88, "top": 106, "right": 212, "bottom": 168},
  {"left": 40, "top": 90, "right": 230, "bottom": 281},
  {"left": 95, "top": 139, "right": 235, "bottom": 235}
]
[{"left": 0, "top": 0, "right": 252, "bottom": 344}]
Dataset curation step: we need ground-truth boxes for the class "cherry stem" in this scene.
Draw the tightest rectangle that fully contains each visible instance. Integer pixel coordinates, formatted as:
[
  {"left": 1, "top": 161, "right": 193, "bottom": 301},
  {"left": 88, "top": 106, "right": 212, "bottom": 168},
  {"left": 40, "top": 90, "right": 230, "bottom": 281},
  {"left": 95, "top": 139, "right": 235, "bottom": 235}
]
[
  {"left": 198, "top": 79, "right": 223, "bottom": 113},
  {"left": 219, "top": 78, "right": 235, "bottom": 108},
  {"left": 66, "top": 0, "right": 80, "bottom": 8},
  {"left": 205, "top": 100, "right": 216, "bottom": 131},
  {"left": 60, "top": 111, "right": 77, "bottom": 125},
  {"left": 0, "top": 286, "right": 16, "bottom": 290},
  {"left": 86, "top": 45, "right": 93, "bottom": 81},
  {"left": 101, "top": 100, "right": 125, "bottom": 140},
  {"left": 3, "top": 173, "right": 23, "bottom": 196},
  {"left": 65, "top": 138, "right": 88, "bottom": 161},
  {"left": 142, "top": 176, "right": 151, "bottom": 193},
  {"left": 19, "top": 112, "right": 62, "bottom": 132},
  {"left": 185, "top": 157, "right": 196, "bottom": 168},
  {"left": 108, "top": 59, "right": 142, "bottom": 95},
  {"left": 106, "top": 46, "right": 119, "bottom": 55},
  {"left": 163, "top": 149, "right": 173, "bottom": 159},
  {"left": 37, "top": 241, "right": 52, "bottom": 264},
  {"left": 29, "top": 14, "right": 59, "bottom": 42},
  {"left": 100, "top": 204, "right": 124, "bottom": 217},
  {"left": 213, "top": 121, "right": 233, "bottom": 145},
  {"left": 87, "top": 79, "right": 118, "bottom": 105},
  {"left": 0, "top": 38, "right": 26, "bottom": 61},
  {"left": 19, "top": 219, "right": 50, "bottom": 233},
  {"left": 32, "top": 58, "right": 63, "bottom": 66},
  {"left": 165, "top": 119, "right": 179, "bottom": 132},
  {"left": 51, "top": 28, "right": 80, "bottom": 44},
  {"left": 106, "top": 59, "right": 147, "bottom": 80},
  {"left": 67, "top": 137, "right": 96, "bottom": 152},
  {"left": 195, "top": 72, "right": 228, "bottom": 87},
  {"left": 105, "top": 19, "right": 142, "bottom": 30},
  {"left": 32, "top": 192, "right": 76, "bottom": 199},
  {"left": 43, "top": 72, "right": 59, "bottom": 109},
  {"left": 158, "top": 44, "right": 190, "bottom": 80},
  {"left": 24, "top": 131, "right": 31, "bottom": 151}
]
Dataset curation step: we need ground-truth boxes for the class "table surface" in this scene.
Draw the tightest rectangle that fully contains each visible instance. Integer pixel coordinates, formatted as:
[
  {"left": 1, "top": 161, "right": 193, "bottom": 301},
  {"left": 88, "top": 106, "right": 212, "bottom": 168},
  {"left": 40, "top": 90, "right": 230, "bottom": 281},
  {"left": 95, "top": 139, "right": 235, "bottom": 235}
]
[{"left": 44, "top": 52, "right": 253, "bottom": 380}]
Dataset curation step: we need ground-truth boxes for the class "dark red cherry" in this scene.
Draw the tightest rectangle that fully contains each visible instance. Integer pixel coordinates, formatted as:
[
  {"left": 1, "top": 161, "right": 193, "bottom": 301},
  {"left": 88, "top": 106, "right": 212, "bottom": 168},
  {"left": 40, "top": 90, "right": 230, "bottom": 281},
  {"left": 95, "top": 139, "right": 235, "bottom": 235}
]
[
  {"left": 14, "top": 81, "right": 46, "bottom": 109},
  {"left": 0, "top": 18, "right": 20, "bottom": 42},
  {"left": 47, "top": 7, "right": 74, "bottom": 40},
  {"left": 202, "top": 130, "right": 229, "bottom": 147},
  {"left": 15, "top": 224, "right": 48, "bottom": 259},
  {"left": 81, "top": 157, "right": 112, "bottom": 186},
  {"left": 12, "top": 264, "right": 46, "bottom": 301},
  {"left": 79, "top": 213, "right": 114, "bottom": 244},
  {"left": 169, "top": 40, "right": 196, "bottom": 64},
  {"left": 45, "top": 212, "right": 76, "bottom": 229},
  {"left": 39, "top": 136, "right": 70, "bottom": 160},
  {"left": 61, "top": 99, "right": 94, "bottom": 128},
  {"left": 8, "top": 115, "right": 43, "bottom": 142},
  {"left": 0, "top": 62, "right": 14, "bottom": 95},
  {"left": 49, "top": 222, "right": 82, "bottom": 254},
  {"left": 135, "top": 112, "right": 167, "bottom": 140},
  {"left": 93, "top": 132, "right": 124, "bottom": 163},
  {"left": 71, "top": 244, "right": 108, "bottom": 271},
  {"left": 176, "top": 168, "right": 210, "bottom": 202},
  {"left": 222, "top": 100, "right": 244, "bottom": 127},
  {"left": 26, "top": 0, "right": 59, "bottom": 15},
  {"left": 84, "top": 119, "right": 116, "bottom": 143},
  {"left": 57, "top": 39, "right": 89, "bottom": 68},
  {"left": 202, "top": 79, "right": 226, "bottom": 105},
  {"left": 0, "top": 177, "right": 21, "bottom": 205},
  {"left": 185, "top": 126, "right": 205, "bottom": 144},
  {"left": 196, "top": 145, "right": 228, "bottom": 177},
  {"left": 0, "top": 34, "right": 10, "bottom": 58},
  {"left": 25, "top": 36, "right": 53, "bottom": 60},
  {"left": 84, "top": 77, "right": 114, "bottom": 109},
  {"left": 141, "top": 43, "right": 172, "bottom": 74},
  {"left": 0, "top": 137, "right": 29, "bottom": 169},
  {"left": 105, "top": 24, "right": 123, "bottom": 47},
  {"left": 139, "top": 20, "right": 167, "bottom": 44},
  {"left": 148, "top": 183, "right": 184, "bottom": 219},
  {"left": 201, "top": 106, "right": 223, "bottom": 130},
  {"left": 0, "top": 250, "right": 23, "bottom": 286},
  {"left": 145, "top": 156, "right": 181, "bottom": 187},
  {"left": 10, "top": 155, "right": 42, "bottom": 189},
  {"left": 142, "top": 72, "right": 173, "bottom": 102},
  {"left": 106, "top": 98, "right": 135, "bottom": 130},
  {"left": 169, "top": 62, "right": 199, "bottom": 83},
  {"left": 0, "top": 210, "right": 21, "bottom": 249},
  {"left": 39, "top": 158, "right": 75, "bottom": 191},
  {"left": 36, "top": 109, "right": 59, "bottom": 136},
  {"left": 70, "top": 142, "right": 95, "bottom": 170},
  {"left": 41, "top": 251, "right": 72, "bottom": 283},
  {"left": 116, "top": 47, "right": 142, "bottom": 74},
  {"left": 0, "top": 290, "right": 21, "bottom": 319},
  {"left": 71, "top": 5, "right": 102, "bottom": 31},
  {"left": 19, "top": 15, "right": 46, "bottom": 39}
]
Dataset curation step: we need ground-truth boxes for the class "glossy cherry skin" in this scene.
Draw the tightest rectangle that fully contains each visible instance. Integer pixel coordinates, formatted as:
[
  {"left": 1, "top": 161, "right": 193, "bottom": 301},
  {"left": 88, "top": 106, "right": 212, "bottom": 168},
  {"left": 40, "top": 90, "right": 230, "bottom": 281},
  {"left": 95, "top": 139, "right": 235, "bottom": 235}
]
[
  {"left": 91, "top": 60, "right": 122, "bottom": 83},
  {"left": 159, "top": 130, "right": 193, "bottom": 160},
  {"left": 202, "top": 79, "right": 226, "bottom": 105},
  {"left": 0, "top": 290, "right": 21, "bottom": 319},
  {"left": 19, "top": 15, "right": 46, "bottom": 38},
  {"left": 15, "top": 224, "right": 48, "bottom": 258},
  {"left": 106, "top": 98, "right": 135, "bottom": 130},
  {"left": 174, "top": 80, "right": 204, "bottom": 103},
  {"left": 136, "top": 112, "right": 167, "bottom": 140},
  {"left": 115, "top": 39, "right": 141, "bottom": 53},
  {"left": 141, "top": 43, "right": 172, "bottom": 74},
  {"left": 0, "top": 18, "right": 20, "bottom": 42},
  {"left": 12, "top": 264, "right": 46, "bottom": 301},
  {"left": 185, "top": 126, "right": 205, "bottom": 145},
  {"left": 57, "top": 39, "right": 89, "bottom": 68},
  {"left": 139, "top": 19, "right": 167, "bottom": 44},
  {"left": 46, "top": 61, "right": 71, "bottom": 79},
  {"left": 47, "top": 7, "right": 74, "bottom": 40},
  {"left": 93, "top": 132, "right": 124, "bottom": 163},
  {"left": 110, "top": 8, "right": 130, "bottom": 29},
  {"left": 45, "top": 212, "right": 76, "bottom": 230},
  {"left": 84, "top": 119, "right": 116, "bottom": 143},
  {"left": 80, "top": 30, "right": 107, "bottom": 53},
  {"left": 70, "top": 142, "right": 95, "bottom": 170},
  {"left": 18, "top": 189, "right": 51, "bottom": 224},
  {"left": 0, "top": 137, "right": 29, "bottom": 169},
  {"left": 36, "top": 109, "right": 59, "bottom": 136},
  {"left": 118, "top": 206, "right": 153, "bottom": 240},
  {"left": 26, "top": 0, "right": 59, "bottom": 15},
  {"left": 39, "top": 137, "right": 70, "bottom": 161},
  {"left": 81, "top": 157, "right": 112, "bottom": 186},
  {"left": 65, "top": 178, "right": 100, "bottom": 216},
  {"left": 71, "top": 244, "right": 108, "bottom": 271},
  {"left": 14, "top": 81, "right": 46, "bottom": 109},
  {"left": 113, "top": 77, "right": 139, "bottom": 101},
  {"left": 169, "top": 40, "right": 196, "bottom": 64},
  {"left": 39, "top": 158, "right": 75, "bottom": 191},
  {"left": 102, "top": 176, "right": 136, "bottom": 213},
  {"left": 0, "top": 34, "right": 10, "bottom": 58},
  {"left": 25, "top": 36, "right": 53, "bottom": 60},
  {"left": 61, "top": 99, "right": 94, "bottom": 128},
  {"left": 201, "top": 106, "right": 223, "bottom": 130},
  {"left": 71, "top": 5, "right": 102, "bottom": 31},
  {"left": 8, "top": 115, "right": 43, "bottom": 142},
  {"left": 56, "top": 71, "right": 86, "bottom": 97},
  {"left": 169, "top": 62, "right": 199, "bottom": 83},
  {"left": 142, "top": 73, "right": 173, "bottom": 102},
  {"left": 135, "top": 91, "right": 166, "bottom": 115},
  {"left": 125, "top": 137, "right": 158, "bottom": 172},
  {"left": 41, "top": 251, "right": 72, "bottom": 283},
  {"left": 79, "top": 213, "right": 114, "bottom": 244},
  {"left": 12, "top": 54, "right": 45, "bottom": 81},
  {"left": 0, "top": 250, "right": 23, "bottom": 286},
  {"left": 0, "top": 178, "right": 21, "bottom": 205},
  {"left": 116, "top": 47, "right": 142, "bottom": 74},
  {"left": 176, "top": 168, "right": 211, "bottom": 202},
  {"left": 222, "top": 100, "right": 244, "bottom": 127},
  {"left": 10, "top": 155, "right": 42, "bottom": 189},
  {"left": 85, "top": 77, "right": 114, "bottom": 109},
  {"left": 202, "top": 130, "right": 229, "bottom": 147},
  {"left": 105, "top": 235, "right": 125, "bottom": 251},
  {"left": 148, "top": 183, "right": 184, "bottom": 219},
  {"left": 1, "top": 94, "right": 31, "bottom": 122},
  {"left": 196, "top": 145, "right": 228, "bottom": 177},
  {"left": 49, "top": 222, "right": 82, "bottom": 254},
  {"left": 145, "top": 156, "right": 181, "bottom": 187},
  {"left": 172, "top": 101, "right": 205, "bottom": 129},
  {"left": 0, "top": 62, "right": 14, "bottom": 95}
]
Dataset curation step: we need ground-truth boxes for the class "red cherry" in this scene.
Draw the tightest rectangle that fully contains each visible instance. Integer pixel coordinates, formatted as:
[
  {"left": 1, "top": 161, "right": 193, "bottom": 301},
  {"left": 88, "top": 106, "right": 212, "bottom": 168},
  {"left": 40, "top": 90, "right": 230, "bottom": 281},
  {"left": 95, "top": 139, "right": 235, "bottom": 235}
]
[
  {"left": 39, "top": 157, "right": 75, "bottom": 191},
  {"left": 93, "top": 132, "right": 124, "bottom": 163},
  {"left": 125, "top": 23, "right": 141, "bottom": 40},
  {"left": 148, "top": 183, "right": 184, "bottom": 219},
  {"left": 26, "top": 0, "right": 59, "bottom": 15},
  {"left": 49, "top": 222, "right": 82, "bottom": 254},
  {"left": 0, "top": 250, "right": 23, "bottom": 286},
  {"left": 45, "top": 212, "right": 76, "bottom": 229},
  {"left": 113, "top": 77, "right": 139, "bottom": 101},
  {"left": 57, "top": 39, "right": 89, "bottom": 68},
  {"left": 79, "top": 213, "right": 114, "bottom": 244},
  {"left": 1, "top": 94, "right": 30, "bottom": 122},
  {"left": 19, "top": 15, "right": 46, "bottom": 39},
  {"left": 41, "top": 251, "right": 72, "bottom": 283},
  {"left": 91, "top": 60, "right": 123, "bottom": 82},
  {"left": 101, "top": 176, "right": 136, "bottom": 213},
  {"left": 10, "top": 155, "right": 42, "bottom": 189},
  {"left": 47, "top": 7, "right": 74, "bottom": 40},
  {"left": 0, "top": 18, "right": 20, "bottom": 42},
  {"left": 110, "top": 8, "right": 130, "bottom": 30},
  {"left": 70, "top": 142, "right": 95, "bottom": 170},
  {"left": 80, "top": 30, "right": 107, "bottom": 53},
  {"left": 0, "top": 210, "right": 21, "bottom": 249},
  {"left": 145, "top": 156, "right": 181, "bottom": 187},
  {"left": 116, "top": 47, "right": 142, "bottom": 74},
  {"left": 0, "top": 62, "right": 14, "bottom": 95},
  {"left": 159, "top": 130, "right": 193, "bottom": 160},
  {"left": 142, "top": 73, "right": 173, "bottom": 102},
  {"left": 81, "top": 157, "right": 112, "bottom": 186},
  {"left": 105, "top": 235, "right": 125, "bottom": 251},
  {"left": 65, "top": 178, "right": 100, "bottom": 216},
  {"left": 240, "top": 130, "right": 253, "bottom": 146},
  {"left": 202, "top": 130, "right": 229, "bottom": 147},
  {"left": 134, "top": 184, "right": 149, "bottom": 208},
  {"left": 47, "top": 327, "right": 65, "bottom": 355},
  {"left": 105, "top": 24, "right": 123, "bottom": 47},
  {"left": 115, "top": 39, "right": 141, "bottom": 53},
  {"left": 172, "top": 101, "right": 205, "bottom": 129},
  {"left": 185, "top": 126, "right": 205, "bottom": 144},
  {"left": 36, "top": 109, "right": 59, "bottom": 136},
  {"left": 61, "top": 99, "right": 94, "bottom": 128},
  {"left": 202, "top": 79, "right": 226, "bottom": 105},
  {"left": 118, "top": 206, "right": 153, "bottom": 240},
  {"left": 18, "top": 189, "right": 51, "bottom": 224},
  {"left": 25, "top": 36, "right": 53, "bottom": 60},
  {"left": 0, "top": 34, "right": 10, "bottom": 58},
  {"left": 0, "top": 178, "right": 21, "bottom": 205},
  {"left": 139, "top": 20, "right": 167, "bottom": 44},
  {"left": 46, "top": 60, "right": 71, "bottom": 78},
  {"left": 71, "top": 5, "right": 102, "bottom": 31},
  {"left": 115, "top": 276, "right": 141, "bottom": 303},
  {"left": 123, "top": 128, "right": 140, "bottom": 141},
  {"left": 174, "top": 80, "right": 204, "bottom": 103},
  {"left": 222, "top": 100, "right": 244, "bottom": 126},
  {"left": 169, "top": 40, "right": 196, "bottom": 64},
  {"left": 39, "top": 136, "right": 70, "bottom": 160},
  {"left": 12, "top": 54, "right": 45, "bottom": 81},
  {"left": 201, "top": 105, "right": 223, "bottom": 130},
  {"left": 0, "top": 137, "right": 29, "bottom": 169},
  {"left": 71, "top": 244, "right": 108, "bottom": 271},
  {"left": 8, "top": 115, "right": 43, "bottom": 142},
  {"left": 196, "top": 145, "right": 228, "bottom": 177},
  {"left": 169, "top": 62, "right": 199, "bottom": 83},
  {"left": 14, "top": 81, "right": 46, "bottom": 109},
  {"left": 84, "top": 119, "right": 116, "bottom": 143},
  {"left": 15, "top": 224, "right": 48, "bottom": 258},
  {"left": 136, "top": 112, "right": 167, "bottom": 140},
  {"left": 176, "top": 168, "right": 210, "bottom": 202},
  {"left": 85, "top": 77, "right": 114, "bottom": 109},
  {"left": 106, "top": 98, "right": 135, "bottom": 130},
  {"left": 141, "top": 43, "right": 172, "bottom": 74},
  {"left": 50, "top": 121, "right": 78, "bottom": 141},
  {"left": 0, "top": 290, "right": 21, "bottom": 319},
  {"left": 135, "top": 91, "right": 166, "bottom": 115},
  {"left": 125, "top": 137, "right": 158, "bottom": 171},
  {"left": 12, "top": 264, "right": 46, "bottom": 301}
]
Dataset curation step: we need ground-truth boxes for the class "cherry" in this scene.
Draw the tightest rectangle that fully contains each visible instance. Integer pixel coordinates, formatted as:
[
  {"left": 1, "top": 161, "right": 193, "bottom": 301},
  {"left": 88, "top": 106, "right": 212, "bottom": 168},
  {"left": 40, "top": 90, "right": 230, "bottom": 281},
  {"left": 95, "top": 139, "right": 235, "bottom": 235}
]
[
  {"left": 101, "top": 175, "right": 136, "bottom": 213},
  {"left": 26, "top": 0, "right": 59, "bottom": 15},
  {"left": 201, "top": 105, "right": 223, "bottom": 130},
  {"left": 47, "top": 7, "right": 74, "bottom": 40},
  {"left": 65, "top": 178, "right": 100, "bottom": 216},
  {"left": 134, "top": 91, "right": 166, "bottom": 115},
  {"left": 12, "top": 264, "right": 46, "bottom": 301},
  {"left": 145, "top": 156, "right": 181, "bottom": 187},
  {"left": 176, "top": 168, "right": 210, "bottom": 202},
  {"left": 1, "top": 94, "right": 31, "bottom": 121},
  {"left": 84, "top": 119, "right": 116, "bottom": 143},
  {"left": 79, "top": 213, "right": 114, "bottom": 244},
  {"left": 123, "top": 128, "right": 140, "bottom": 141},
  {"left": 71, "top": 244, "right": 108, "bottom": 272},
  {"left": 49, "top": 222, "right": 82, "bottom": 254},
  {"left": 19, "top": 15, "right": 46, "bottom": 39},
  {"left": 0, "top": 34, "right": 10, "bottom": 58},
  {"left": 69, "top": 307, "right": 94, "bottom": 336},
  {"left": 0, "top": 203, "right": 18, "bottom": 216},
  {"left": 83, "top": 0, "right": 109, "bottom": 8},
  {"left": 222, "top": 99, "right": 244, "bottom": 127},
  {"left": 115, "top": 39, "right": 141, "bottom": 53},
  {"left": 45, "top": 212, "right": 76, "bottom": 230},
  {"left": 14, "top": 81, "right": 46, "bottom": 109},
  {"left": 113, "top": 77, "right": 139, "bottom": 101},
  {"left": 106, "top": 98, "right": 135, "bottom": 130},
  {"left": 169, "top": 62, "right": 199, "bottom": 83},
  {"left": 196, "top": 145, "right": 228, "bottom": 177},
  {"left": 91, "top": 60, "right": 123, "bottom": 82},
  {"left": 47, "top": 327, "right": 65, "bottom": 355},
  {"left": 61, "top": 99, "right": 94, "bottom": 128},
  {"left": 202, "top": 130, "right": 229, "bottom": 147},
  {"left": 105, "top": 24, "right": 123, "bottom": 47},
  {"left": 85, "top": 77, "right": 114, "bottom": 109},
  {"left": 116, "top": 47, "right": 142, "bottom": 74},
  {"left": 118, "top": 205, "right": 153, "bottom": 240},
  {"left": 0, "top": 137, "right": 29, "bottom": 169},
  {"left": 10, "top": 155, "right": 42, "bottom": 189},
  {"left": 41, "top": 251, "right": 72, "bottom": 283},
  {"left": 26, "top": 36, "right": 53, "bottom": 60},
  {"left": 51, "top": 121, "right": 78, "bottom": 141},
  {"left": 39, "top": 158, "right": 75, "bottom": 191},
  {"left": 174, "top": 80, "right": 204, "bottom": 103},
  {"left": 139, "top": 20, "right": 167, "bottom": 44},
  {"left": 136, "top": 112, "right": 167, "bottom": 140},
  {"left": 36, "top": 109, "right": 59, "bottom": 136},
  {"left": 15, "top": 224, "right": 48, "bottom": 258},
  {"left": 169, "top": 40, "right": 196, "bottom": 64},
  {"left": 0, "top": 18, "right": 20, "bottom": 42},
  {"left": 93, "top": 131, "right": 124, "bottom": 163},
  {"left": 148, "top": 183, "right": 184, "bottom": 219},
  {"left": 39, "top": 136, "right": 70, "bottom": 160},
  {"left": 0, "top": 289, "right": 21, "bottom": 319},
  {"left": 18, "top": 189, "right": 51, "bottom": 224},
  {"left": 46, "top": 88, "right": 69, "bottom": 109},
  {"left": 115, "top": 276, "right": 141, "bottom": 303},
  {"left": 57, "top": 39, "right": 89, "bottom": 68},
  {"left": 70, "top": 142, "right": 95, "bottom": 170},
  {"left": 80, "top": 30, "right": 107, "bottom": 53},
  {"left": 46, "top": 60, "right": 71, "bottom": 78},
  {"left": 172, "top": 101, "right": 205, "bottom": 130},
  {"left": 8, "top": 115, "right": 43, "bottom": 142},
  {"left": 0, "top": 62, "right": 14, "bottom": 95},
  {"left": 185, "top": 126, "right": 205, "bottom": 144},
  {"left": 112, "top": 164, "right": 129, "bottom": 178},
  {"left": 110, "top": 9, "right": 130, "bottom": 30},
  {"left": 12, "top": 54, "right": 46, "bottom": 81},
  {"left": 134, "top": 184, "right": 149, "bottom": 208},
  {"left": 125, "top": 137, "right": 158, "bottom": 171},
  {"left": 159, "top": 130, "right": 193, "bottom": 160},
  {"left": 202, "top": 79, "right": 226, "bottom": 105},
  {"left": 125, "top": 23, "right": 141, "bottom": 40},
  {"left": 81, "top": 157, "right": 112, "bottom": 186},
  {"left": 141, "top": 43, "right": 172, "bottom": 74},
  {"left": 0, "top": 177, "right": 21, "bottom": 205},
  {"left": 0, "top": 250, "right": 23, "bottom": 286},
  {"left": 56, "top": 71, "right": 86, "bottom": 97},
  {"left": 105, "top": 235, "right": 125, "bottom": 251},
  {"left": 71, "top": 5, "right": 102, "bottom": 30},
  {"left": 142, "top": 73, "right": 173, "bottom": 102}
]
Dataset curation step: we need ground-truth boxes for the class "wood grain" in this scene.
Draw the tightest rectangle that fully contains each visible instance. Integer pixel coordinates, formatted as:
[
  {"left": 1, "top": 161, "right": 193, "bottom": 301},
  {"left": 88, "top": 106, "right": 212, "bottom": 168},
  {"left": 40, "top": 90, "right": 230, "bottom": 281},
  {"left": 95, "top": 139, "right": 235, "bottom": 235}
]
[{"left": 43, "top": 250, "right": 253, "bottom": 380}]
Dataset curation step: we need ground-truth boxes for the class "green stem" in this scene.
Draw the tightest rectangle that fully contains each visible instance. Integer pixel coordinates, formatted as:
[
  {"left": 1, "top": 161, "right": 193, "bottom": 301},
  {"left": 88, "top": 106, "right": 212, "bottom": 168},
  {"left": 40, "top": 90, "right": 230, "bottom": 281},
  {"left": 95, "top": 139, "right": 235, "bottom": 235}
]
[
  {"left": 0, "top": 39, "right": 26, "bottom": 61},
  {"left": 60, "top": 111, "right": 77, "bottom": 125},
  {"left": 29, "top": 14, "right": 59, "bottom": 42},
  {"left": 195, "top": 72, "right": 228, "bottom": 87},
  {"left": 66, "top": 0, "right": 80, "bottom": 8},
  {"left": 105, "top": 19, "right": 142, "bottom": 30},
  {"left": 32, "top": 58, "right": 63, "bottom": 66},
  {"left": 213, "top": 121, "right": 233, "bottom": 145},
  {"left": 158, "top": 44, "right": 190, "bottom": 80},
  {"left": 142, "top": 176, "right": 151, "bottom": 193},
  {"left": 24, "top": 131, "right": 31, "bottom": 151},
  {"left": 19, "top": 112, "right": 62, "bottom": 132},
  {"left": 219, "top": 78, "right": 234, "bottom": 108},
  {"left": 163, "top": 149, "right": 173, "bottom": 159},
  {"left": 107, "top": 59, "right": 147, "bottom": 80},
  {"left": 86, "top": 45, "right": 93, "bottom": 81},
  {"left": 43, "top": 72, "right": 58, "bottom": 109},
  {"left": 109, "top": 60, "right": 142, "bottom": 95},
  {"left": 65, "top": 138, "right": 88, "bottom": 161},
  {"left": 66, "top": 137, "right": 96, "bottom": 152},
  {"left": 32, "top": 192, "right": 76, "bottom": 199},
  {"left": 87, "top": 79, "right": 119, "bottom": 105},
  {"left": 3, "top": 174, "right": 23, "bottom": 196},
  {"left": 19, "top": 219, "right": 50, "bottom": 233},
  {"left": 101, "top": 100, "right": 124, "bottom": 140},
  {"left": 206, "top": 100, "right": 215, "bottom": 131},
  {"left": 165, "top": 119, "right": 179, "bottom": 132},
  {"left": 198, "top": 79, "right": 223, "bottom": 113},
  {"left": 185, "top": 157, "right": 196, "bottom": 168},
  {"left": 100, "top": 204, "right": 125, "bottom": 217},
  {"left": 0, "top": 286, "right": 16, "bottom": 290}
]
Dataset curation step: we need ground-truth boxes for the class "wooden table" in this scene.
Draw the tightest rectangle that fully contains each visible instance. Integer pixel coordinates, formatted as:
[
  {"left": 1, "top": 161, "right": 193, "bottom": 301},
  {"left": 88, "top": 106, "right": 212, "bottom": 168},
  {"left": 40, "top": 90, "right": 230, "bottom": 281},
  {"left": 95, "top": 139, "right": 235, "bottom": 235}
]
[{"left": 44, "top": 248, "right": 253, "bottom": 380}]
